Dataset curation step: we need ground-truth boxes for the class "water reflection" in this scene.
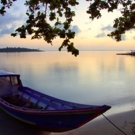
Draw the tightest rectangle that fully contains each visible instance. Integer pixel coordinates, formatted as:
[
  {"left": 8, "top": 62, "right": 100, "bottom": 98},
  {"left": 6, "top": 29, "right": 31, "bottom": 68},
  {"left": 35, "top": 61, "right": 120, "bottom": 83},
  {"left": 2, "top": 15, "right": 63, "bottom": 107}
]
[
  {"left": 0, "top": 51, "right": 135, "bottom": 105},
  {"left": 0, "top": 51, "right": 135, "bottom": 134}
]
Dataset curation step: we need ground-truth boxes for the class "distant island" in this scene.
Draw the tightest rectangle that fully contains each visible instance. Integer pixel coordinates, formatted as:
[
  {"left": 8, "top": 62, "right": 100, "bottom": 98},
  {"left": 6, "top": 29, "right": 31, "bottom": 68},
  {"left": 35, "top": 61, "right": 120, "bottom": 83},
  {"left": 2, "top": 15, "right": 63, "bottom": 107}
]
[
  {"left": 116, "top": 50, "right": 135, "bottom": 56},
  {"left": 0, "top": 47, "right": 42, "bottom": 52}
]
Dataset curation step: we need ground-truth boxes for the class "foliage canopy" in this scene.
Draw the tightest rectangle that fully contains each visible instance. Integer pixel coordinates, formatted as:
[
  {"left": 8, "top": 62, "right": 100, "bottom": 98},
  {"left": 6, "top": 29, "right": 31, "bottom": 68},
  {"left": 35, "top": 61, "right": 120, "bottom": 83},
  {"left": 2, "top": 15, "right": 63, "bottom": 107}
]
[{"left": 0, "top": 0, "right": 135, "bottom": 56}]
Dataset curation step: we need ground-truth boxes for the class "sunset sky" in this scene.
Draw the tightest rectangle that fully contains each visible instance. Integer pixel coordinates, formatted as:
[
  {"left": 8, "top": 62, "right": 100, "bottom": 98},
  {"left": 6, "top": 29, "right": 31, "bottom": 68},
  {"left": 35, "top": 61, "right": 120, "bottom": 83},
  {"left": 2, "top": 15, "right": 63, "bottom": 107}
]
[{"left": 0, "top": 0, "right": 135, "bottom": 51}]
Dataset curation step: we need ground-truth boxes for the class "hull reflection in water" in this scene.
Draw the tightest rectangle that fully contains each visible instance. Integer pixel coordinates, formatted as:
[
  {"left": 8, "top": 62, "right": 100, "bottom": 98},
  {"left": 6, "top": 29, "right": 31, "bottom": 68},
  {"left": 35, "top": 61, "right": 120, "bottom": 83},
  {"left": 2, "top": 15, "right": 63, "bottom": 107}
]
[{"left": 0, "top": 70, "right": 111, "bottom": 132}]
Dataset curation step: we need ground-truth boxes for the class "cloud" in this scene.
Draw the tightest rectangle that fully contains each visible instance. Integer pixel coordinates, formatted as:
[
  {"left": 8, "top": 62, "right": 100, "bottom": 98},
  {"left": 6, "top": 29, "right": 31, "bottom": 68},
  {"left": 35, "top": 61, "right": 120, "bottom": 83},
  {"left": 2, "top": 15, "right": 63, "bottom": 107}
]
[
  {"left": 0, "top": 26, "right": 15, "bottom": 37},
  {"left": 96, "top": 32, "right": 106, "bottom": 38},
  {"left": 0, "top": 12, "right": 25, "bottom": 37},
  {"left": 101, "top": 24, "right": 114, "bottom": 31},
  {"left": 70, "top": 25, "right": 81, "bottom": 35},
  {"left": 12, "top": 4, "right": 21, "bottom": 12},
  {"left": 100, "top": 25, "right": 126, "bottom": 40},
  {"left": 55, "top": 24, "right": 81, "bottom": 35},
  {"left": 0, "top": 13, "right": 18, "bottom": 27},
  {"left": 85, "top": 21, "right": 91, "bottom": 24},
  {"left": 111, "top": 34, "right": 126, "bottom": 41},
  {"left": 121, "top": 34, "right": 126, "bottom": 40},
  {"left": 133, "top": 36, "right": 135, "bottom": 40},
  {"left": 95, "top": 25, "right": 114, "bottom": 38}
]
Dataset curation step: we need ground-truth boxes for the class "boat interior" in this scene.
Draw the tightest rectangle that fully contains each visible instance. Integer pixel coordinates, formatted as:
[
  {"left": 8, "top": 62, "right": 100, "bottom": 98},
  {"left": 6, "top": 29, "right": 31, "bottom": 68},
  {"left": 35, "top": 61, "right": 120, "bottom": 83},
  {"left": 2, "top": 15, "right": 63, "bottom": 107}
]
[{"left": 0, "top": 76, "right": 95, "bottom": 111}]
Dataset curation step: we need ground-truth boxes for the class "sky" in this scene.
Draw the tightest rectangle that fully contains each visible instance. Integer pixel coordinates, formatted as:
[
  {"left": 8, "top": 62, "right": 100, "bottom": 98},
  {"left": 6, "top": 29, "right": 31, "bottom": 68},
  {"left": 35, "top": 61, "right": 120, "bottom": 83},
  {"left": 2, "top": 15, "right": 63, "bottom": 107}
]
[{"left": 0, "top": 0, "right": 135, "bottom": 51}]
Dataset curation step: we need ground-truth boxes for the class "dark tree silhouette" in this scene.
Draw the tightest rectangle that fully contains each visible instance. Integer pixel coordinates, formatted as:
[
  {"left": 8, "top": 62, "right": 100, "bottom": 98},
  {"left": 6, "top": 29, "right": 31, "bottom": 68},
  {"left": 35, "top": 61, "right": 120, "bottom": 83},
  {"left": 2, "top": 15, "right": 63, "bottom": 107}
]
[{"left": 0, "top": 0, "right": 134, "bottom": 56}]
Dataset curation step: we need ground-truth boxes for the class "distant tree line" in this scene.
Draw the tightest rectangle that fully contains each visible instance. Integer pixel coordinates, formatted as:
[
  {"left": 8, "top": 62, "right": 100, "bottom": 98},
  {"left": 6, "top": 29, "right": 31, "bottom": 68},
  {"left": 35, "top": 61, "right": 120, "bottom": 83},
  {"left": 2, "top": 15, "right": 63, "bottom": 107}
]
[{"left": 0, "top": 47, "right": 42, "bottom": 52}]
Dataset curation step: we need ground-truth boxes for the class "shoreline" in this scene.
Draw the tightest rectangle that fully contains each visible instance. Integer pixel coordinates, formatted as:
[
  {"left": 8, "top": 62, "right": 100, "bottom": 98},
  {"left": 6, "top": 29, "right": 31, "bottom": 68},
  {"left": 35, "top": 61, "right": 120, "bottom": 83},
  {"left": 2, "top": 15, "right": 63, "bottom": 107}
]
[{"left": 51, "top": 109, "right": 135, "bottom": 135}]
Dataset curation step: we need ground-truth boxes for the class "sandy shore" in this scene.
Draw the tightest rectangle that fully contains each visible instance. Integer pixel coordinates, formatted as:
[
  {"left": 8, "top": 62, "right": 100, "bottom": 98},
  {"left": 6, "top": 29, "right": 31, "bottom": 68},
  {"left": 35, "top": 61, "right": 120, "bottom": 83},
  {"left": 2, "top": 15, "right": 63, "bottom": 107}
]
[
  {"left": 0, "top": 108, "right": 135, "bottom": 135},
  {"left": 50, "top": 109, "right": 135, "bottom": 135}
]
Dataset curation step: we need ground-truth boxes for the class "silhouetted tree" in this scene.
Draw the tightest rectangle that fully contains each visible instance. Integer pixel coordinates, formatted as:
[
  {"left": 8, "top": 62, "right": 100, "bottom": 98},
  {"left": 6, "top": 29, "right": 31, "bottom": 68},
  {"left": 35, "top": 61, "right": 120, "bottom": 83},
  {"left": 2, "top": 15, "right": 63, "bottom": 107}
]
[{"left": 0, "top": 0, "right": 134, "bottom": 56}]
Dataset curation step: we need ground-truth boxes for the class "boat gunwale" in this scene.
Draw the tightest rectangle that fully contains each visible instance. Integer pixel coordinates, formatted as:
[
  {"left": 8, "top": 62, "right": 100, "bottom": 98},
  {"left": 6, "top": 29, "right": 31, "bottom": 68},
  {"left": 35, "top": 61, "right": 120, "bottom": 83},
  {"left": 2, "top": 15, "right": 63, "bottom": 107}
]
[
  {"left": 19, "top": 86, "right": 98, "bottom": 109},
  {"left": 0, "top": 70, "right": 20, "bottom": 77},
  {"left": 0, "top": 98, "right": 111, "bottom": 115}
]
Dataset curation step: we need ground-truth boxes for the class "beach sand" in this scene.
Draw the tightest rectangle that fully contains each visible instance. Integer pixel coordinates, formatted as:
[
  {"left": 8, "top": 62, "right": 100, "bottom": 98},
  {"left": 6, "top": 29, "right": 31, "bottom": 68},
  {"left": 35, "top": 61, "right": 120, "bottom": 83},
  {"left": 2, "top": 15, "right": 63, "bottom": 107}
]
[
  {"left": 0, "top": 108, "right": 135, "bottom": 135},
  {"left": 50, "top": 109, "right": 135, "bottom": 135}
]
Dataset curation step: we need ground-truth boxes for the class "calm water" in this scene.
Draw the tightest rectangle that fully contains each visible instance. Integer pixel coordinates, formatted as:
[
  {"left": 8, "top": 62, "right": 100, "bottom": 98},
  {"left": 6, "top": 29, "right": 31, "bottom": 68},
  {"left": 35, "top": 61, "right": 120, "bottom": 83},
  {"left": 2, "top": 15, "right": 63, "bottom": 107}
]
[{"left": 0, "top": 51, "right": 135, "bottom": 134}]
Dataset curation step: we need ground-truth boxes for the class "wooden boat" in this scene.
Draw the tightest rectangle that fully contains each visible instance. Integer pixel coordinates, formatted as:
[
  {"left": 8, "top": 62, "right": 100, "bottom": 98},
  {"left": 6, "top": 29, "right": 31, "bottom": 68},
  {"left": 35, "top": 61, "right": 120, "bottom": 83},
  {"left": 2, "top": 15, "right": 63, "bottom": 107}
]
[{"left": 0, "top": 70, "right": 111, "bottom": 132}]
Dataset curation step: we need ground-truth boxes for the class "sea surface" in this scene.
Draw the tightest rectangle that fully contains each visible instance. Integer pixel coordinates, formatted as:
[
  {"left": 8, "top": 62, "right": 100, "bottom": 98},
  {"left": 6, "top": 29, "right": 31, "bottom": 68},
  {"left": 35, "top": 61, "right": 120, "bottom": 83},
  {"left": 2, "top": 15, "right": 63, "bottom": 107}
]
[{"left": 0, "top": 51, "right": 135, "bottom": 135}]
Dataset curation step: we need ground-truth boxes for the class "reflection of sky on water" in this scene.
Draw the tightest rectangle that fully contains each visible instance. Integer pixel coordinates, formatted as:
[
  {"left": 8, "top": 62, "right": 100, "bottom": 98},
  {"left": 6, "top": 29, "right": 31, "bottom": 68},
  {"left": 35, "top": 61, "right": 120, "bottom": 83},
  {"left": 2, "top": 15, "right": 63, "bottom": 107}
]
[{"left": 0, "top": 51, "right": 135, "bottom": 108}]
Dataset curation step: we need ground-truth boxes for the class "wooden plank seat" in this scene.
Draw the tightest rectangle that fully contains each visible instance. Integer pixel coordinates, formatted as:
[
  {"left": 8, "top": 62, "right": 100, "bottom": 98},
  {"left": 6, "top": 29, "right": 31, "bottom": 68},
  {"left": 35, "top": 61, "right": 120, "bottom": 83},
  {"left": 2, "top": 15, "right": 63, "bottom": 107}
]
[{"left": 18, "top": 87, "right": 68, "bottom": 110}]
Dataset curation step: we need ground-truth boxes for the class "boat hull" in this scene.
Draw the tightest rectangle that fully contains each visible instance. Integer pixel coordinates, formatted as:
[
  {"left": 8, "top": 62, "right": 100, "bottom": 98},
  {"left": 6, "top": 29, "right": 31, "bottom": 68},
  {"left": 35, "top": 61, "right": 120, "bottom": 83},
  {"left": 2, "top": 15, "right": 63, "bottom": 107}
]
[{"left": 0, "top": 99, "right": 110, "bottom": 132}]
